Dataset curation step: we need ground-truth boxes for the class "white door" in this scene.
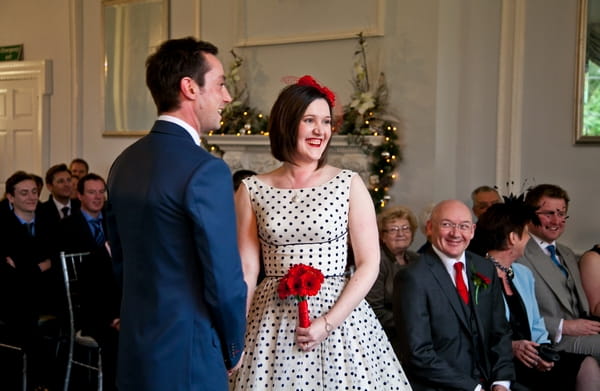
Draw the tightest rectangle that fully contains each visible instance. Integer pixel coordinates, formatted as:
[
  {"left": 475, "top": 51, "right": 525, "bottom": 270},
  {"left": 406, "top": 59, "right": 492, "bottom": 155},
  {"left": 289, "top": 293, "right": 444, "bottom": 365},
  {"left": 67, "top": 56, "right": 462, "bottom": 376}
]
[{"left": 0, "top": 61, "right": 51, "bottom": 191}]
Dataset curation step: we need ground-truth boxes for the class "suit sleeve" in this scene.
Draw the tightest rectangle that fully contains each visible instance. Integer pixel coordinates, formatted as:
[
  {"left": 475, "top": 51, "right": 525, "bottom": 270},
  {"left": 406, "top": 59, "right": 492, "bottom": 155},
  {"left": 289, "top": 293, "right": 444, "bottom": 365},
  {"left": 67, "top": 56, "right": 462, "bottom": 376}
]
[
  {"left": 105, "top": 195, "right": 123, "bottom": 289},
  {"left": 186, "top": 158, "right": 247, "bottom": 369},
  {"left": 393, "top": 265, "right": 479, "bottom": 390}
]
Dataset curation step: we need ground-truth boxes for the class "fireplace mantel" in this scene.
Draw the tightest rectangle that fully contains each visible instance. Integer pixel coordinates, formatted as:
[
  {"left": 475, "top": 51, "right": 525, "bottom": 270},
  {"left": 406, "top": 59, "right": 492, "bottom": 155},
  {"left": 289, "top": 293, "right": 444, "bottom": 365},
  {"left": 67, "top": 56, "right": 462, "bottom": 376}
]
[{"left": 204, "top": 134, "right": 381, "bottom": 181}]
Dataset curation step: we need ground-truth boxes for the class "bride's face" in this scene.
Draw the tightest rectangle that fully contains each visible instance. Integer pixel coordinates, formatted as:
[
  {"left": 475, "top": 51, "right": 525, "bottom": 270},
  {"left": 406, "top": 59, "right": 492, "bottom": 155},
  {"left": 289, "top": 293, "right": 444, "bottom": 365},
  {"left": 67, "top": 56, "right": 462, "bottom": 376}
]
[{"left": 294, "top": 98, "right": 331, "bottom": 164}]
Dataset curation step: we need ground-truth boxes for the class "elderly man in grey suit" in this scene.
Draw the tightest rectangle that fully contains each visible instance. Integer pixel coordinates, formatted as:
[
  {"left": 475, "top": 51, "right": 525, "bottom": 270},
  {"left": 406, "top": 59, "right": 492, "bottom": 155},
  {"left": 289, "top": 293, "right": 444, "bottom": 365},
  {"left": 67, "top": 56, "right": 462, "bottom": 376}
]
[{"left": 517, "top": 184, "right": 600, "bottom": 360}]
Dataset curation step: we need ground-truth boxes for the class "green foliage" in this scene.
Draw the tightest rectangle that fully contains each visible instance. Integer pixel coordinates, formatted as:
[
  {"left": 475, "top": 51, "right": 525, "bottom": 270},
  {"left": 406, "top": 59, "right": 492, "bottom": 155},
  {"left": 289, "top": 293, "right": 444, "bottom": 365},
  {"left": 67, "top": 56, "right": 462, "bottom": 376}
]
[
  {"left": 340, "top": 32, "right": 403, "bottom": 212},
  {"left": 217, "top": 50, "right": 268, "bottom": 135},
  {"left": 584, "top": 69, "right": 600, "bottom": 136}
]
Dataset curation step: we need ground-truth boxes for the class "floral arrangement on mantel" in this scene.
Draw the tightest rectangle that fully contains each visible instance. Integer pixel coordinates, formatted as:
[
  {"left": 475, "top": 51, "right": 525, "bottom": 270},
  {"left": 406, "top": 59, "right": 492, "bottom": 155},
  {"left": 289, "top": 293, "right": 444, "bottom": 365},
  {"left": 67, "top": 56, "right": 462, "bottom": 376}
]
[
  {"left": 201, "top": 50, "right": 268, "bottom": 156},
  {"left": 203, "top": 33, "right": 402, "bottom": 212},
  {"left": 217, "top": 50, "right": 268, "bottom": 136},
  {"left": 339, "top": 32, "right": 402, "bottom": 212}
]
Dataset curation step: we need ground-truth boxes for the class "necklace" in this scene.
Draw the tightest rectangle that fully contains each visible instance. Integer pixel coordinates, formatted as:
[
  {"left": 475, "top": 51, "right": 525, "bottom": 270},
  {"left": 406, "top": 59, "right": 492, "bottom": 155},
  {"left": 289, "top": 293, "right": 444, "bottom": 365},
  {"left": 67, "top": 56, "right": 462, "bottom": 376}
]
[
  {"left": 291, "top": 191, "right": 300, "bottom": 203},
  {"left": 486, "top": 253, "right": 514, "bottom": 280},
  {"left": 289, "top": 189, "right": 303, "bottom": 203}
]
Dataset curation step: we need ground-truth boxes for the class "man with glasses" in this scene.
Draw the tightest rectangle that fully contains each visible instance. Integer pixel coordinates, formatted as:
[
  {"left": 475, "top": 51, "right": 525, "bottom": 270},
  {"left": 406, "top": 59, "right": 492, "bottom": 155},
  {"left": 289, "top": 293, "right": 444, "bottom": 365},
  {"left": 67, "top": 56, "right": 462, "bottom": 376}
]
[
  {"left": 394, "top": 200, "right": 514, "bottom": 391},
  {"left": 518, "top": 184, "right": 600, "bottom": 359}
]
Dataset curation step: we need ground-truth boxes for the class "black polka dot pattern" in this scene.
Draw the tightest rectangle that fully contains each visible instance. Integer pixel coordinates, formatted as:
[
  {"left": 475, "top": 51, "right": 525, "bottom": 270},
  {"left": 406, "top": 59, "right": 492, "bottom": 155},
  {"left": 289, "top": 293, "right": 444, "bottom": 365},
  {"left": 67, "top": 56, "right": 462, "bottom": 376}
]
[{"left": 230, "top": 170, "right": 412, "bottom": 390}]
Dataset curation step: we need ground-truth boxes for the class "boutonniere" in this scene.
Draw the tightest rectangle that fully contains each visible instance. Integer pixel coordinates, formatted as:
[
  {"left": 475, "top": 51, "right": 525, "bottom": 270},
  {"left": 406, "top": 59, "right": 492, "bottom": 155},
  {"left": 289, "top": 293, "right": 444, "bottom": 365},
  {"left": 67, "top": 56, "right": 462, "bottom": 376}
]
[{"left": 470, "top": 266, "right": 491, "bottom": 304}]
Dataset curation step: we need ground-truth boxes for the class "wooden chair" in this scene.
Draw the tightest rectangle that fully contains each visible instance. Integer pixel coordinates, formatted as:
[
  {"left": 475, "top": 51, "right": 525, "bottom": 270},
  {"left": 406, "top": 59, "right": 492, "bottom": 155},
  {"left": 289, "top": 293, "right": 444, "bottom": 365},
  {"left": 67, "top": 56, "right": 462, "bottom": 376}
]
[{"left": 59, "top": 251, "right": 103, "bottom": 391}]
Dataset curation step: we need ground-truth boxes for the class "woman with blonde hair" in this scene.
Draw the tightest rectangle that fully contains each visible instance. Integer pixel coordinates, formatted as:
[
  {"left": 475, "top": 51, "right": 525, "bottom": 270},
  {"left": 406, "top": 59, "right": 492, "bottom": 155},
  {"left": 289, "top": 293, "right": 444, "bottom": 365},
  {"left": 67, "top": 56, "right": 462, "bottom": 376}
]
[{"left": 366, "top": 205, "right": 419, "bottom": 357}]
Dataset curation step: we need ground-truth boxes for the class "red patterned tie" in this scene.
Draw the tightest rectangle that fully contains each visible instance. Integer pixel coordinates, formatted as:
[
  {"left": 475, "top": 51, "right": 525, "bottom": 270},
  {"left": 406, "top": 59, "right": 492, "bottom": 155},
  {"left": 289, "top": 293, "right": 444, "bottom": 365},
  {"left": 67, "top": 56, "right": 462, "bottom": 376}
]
[{"left": 454, "top": 262, "right": 469, "bottom": 304}]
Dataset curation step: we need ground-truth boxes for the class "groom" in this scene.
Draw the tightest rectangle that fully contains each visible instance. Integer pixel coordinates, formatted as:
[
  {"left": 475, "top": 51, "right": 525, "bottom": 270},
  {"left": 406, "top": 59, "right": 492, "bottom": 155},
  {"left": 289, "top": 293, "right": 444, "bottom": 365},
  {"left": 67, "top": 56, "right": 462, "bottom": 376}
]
[
  {"left": 394, "top": 200, "right": 514, "bottom": 391},
  {"left": 106, "top": 38, "right": 247, "bottom": 391}
]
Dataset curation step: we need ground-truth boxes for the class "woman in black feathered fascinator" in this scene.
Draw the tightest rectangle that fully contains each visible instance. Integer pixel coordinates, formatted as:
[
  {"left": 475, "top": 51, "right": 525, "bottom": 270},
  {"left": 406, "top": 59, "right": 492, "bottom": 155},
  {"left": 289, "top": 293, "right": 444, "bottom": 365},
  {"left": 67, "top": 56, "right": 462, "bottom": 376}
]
[{"left": 470, "top": 192, "right": 600, "bottom": 390}]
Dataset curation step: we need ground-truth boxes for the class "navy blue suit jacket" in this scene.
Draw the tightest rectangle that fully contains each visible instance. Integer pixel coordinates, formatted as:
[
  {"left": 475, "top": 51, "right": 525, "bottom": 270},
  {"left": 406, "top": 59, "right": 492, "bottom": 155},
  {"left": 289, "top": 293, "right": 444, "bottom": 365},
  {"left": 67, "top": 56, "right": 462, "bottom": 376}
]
[{"left": 106, "top": 120, "right": 247, "bottom": 391}]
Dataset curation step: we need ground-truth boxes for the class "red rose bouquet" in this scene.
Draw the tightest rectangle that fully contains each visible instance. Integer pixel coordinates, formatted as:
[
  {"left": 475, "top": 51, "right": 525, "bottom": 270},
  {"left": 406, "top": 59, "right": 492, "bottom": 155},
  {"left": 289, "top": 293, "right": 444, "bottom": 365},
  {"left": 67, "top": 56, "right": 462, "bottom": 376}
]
[{"left": 278, "top": 264, "right": 325, "bottom": 327}]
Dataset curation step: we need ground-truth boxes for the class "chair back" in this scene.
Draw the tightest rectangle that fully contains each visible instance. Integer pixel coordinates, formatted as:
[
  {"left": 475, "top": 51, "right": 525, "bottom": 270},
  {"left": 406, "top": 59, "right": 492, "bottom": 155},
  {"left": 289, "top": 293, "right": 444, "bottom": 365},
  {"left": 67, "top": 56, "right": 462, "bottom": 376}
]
[{"left": 60, "top": 251, "right": 90, "bottom": 333}]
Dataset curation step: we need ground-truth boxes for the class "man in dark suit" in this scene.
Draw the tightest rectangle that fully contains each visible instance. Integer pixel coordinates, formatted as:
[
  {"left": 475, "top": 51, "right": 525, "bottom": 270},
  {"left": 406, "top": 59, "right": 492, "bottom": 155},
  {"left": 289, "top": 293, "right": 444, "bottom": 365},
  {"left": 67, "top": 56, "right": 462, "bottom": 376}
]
[
  {"left": 38, "top": 163, "right": 80, "bottom": 228},
  {"left": 68, "top": 158, "right": 89, "bottom": 200},
  {"left": 394, "top": 200, "right": 515, "bottom": 391},
  {"left": 517, "top": 184, "right": 600, "bottom": 359},
  {"left": 0, "top": 171, "right": 55, "bottom": 389},
  {"left": 106, "top": 37, "right": 247, "bottom": 391},
  {"left": 59, "top": 173, "right": 120, "bottom": 391}
]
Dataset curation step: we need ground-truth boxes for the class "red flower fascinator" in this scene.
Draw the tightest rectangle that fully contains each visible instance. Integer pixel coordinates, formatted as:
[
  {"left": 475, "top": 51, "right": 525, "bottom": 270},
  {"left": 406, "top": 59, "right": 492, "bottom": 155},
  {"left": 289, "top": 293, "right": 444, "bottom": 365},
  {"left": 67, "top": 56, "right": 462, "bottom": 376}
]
[{"left": 296, "top": 75, "right": 336, "bottom": 108}]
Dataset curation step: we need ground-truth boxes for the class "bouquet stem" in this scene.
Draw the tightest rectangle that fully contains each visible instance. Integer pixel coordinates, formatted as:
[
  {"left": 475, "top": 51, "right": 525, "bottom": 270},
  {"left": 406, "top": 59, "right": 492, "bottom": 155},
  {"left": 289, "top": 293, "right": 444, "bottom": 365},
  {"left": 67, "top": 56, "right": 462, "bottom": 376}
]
[{"left": 298, "top": 300, "right": 310, "bottom": 327}]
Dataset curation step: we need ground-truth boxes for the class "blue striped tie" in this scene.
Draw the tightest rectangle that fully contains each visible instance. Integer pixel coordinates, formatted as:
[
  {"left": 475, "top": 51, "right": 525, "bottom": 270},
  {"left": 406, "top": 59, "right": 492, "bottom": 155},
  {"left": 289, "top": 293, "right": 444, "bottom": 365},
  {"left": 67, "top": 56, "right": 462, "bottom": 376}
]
[
  {"left": 547, "top": 244, "right": 568, "bottom": 277},
  {"left": 91, "top": 218, "right": 105, "bottom": 245}
]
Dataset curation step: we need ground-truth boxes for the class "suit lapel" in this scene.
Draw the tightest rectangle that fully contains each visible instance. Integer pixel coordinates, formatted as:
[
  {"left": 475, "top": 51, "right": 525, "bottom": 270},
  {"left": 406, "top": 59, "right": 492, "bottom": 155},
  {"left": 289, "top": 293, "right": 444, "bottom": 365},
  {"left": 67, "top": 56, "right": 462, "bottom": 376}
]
[
  {"left": 525, "top": 241, "right": 574, "bottom": 313},
  {"left": 464, "top": 254, "right": 492, "bottom": 379},
  {"left": 424, "top": 251, "right": 471, "bottom": 331}
]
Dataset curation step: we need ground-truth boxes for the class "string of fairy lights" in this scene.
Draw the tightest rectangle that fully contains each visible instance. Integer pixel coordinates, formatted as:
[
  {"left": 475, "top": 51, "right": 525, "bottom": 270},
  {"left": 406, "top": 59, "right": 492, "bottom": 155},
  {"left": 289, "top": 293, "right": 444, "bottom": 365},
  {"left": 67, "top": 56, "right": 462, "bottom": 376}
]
[{"left": 203, "top": 33, "right": 402, "bottom": 212}]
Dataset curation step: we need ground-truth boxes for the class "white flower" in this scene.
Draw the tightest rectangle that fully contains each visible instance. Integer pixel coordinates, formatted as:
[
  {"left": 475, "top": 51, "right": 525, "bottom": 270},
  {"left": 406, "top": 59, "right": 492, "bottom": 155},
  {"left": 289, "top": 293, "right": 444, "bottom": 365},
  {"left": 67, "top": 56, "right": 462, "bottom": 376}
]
[
  {"left": 354, "top": 63, "right": 366, "bottom": 82},
  {"left": 350, "top": 92, "right": 375, "bottom": 115}
]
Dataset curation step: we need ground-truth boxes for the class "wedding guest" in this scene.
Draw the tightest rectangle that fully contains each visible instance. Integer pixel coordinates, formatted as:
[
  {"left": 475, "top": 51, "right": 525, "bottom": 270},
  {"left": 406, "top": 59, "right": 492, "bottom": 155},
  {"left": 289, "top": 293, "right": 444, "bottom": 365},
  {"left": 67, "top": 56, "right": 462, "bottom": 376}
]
[
  {"left": 471, "top": 185, "right": 502, "bottom": 219},
  {"left": 59, "top": 173, "right": 120, "bottom": 391},
  {"left": 107, "top": 37, "right": 247, "bottom": 391},
  {"left": 471, "top": 198, "right": 600, "bottom": 391},
  {"left": 230, "top": 76, "right": 412, "bottom": 390},
  {"left": 580, "top": 244, "right": 600, "bottom": 318},
  {"left": 38, "top": 163, "right": 79, "bottom": 227},
  {"left": 69, "top": 158, "right": 89, "bottom": 199},
  {"left": 366, "top": 205, "right": 419, "bottom": 358},
  {"left": 69, "top": 158, "right": 89, "bottom": 180},
  {"left": 394, "top": 200, "right": 514, "bottom": 391},
  {"left": 0, "top": 171, "right": 55, "bottom": 389},
  {"left": 517, "top": 184, "right": 600, "bottom": 360}
]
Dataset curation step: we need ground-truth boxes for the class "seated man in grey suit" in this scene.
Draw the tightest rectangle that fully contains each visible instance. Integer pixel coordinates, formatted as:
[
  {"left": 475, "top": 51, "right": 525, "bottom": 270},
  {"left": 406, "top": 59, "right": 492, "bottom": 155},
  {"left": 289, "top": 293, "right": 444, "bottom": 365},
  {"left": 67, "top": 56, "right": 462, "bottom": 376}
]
[
  {"left": 517, "top": 184, "right": 600, "bottom": 360},
  {"left": 394, "top": 200, "right": 514, "bottom": 391}
]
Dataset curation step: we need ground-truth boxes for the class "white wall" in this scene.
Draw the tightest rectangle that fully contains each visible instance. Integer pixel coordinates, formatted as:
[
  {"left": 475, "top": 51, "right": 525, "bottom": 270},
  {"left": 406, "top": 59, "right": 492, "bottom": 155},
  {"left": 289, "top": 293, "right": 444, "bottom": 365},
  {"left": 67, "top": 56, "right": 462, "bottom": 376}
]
[
  {"left": 0, "top": 0, "right": 597, "bottom": 252},
  {"left": 521, "top": 0, "right": 599, "bottom": 253},
  {"left": 1, "top": 0, "right": 74, "bottom": 171}
]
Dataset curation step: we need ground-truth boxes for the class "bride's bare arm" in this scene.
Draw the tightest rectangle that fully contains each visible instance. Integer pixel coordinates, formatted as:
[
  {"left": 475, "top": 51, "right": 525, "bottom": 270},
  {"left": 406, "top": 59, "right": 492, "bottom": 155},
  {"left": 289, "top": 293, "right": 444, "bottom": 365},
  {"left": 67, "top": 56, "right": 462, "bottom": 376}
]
[
  {"left": 235, "top": 183, "right": 261, "bottom": 313},
  {"left": 327, "top": 174, "right": 380, "bottom": 326},
  {"left": 296, "top": 174, "right": 380, "bottom": 349}
]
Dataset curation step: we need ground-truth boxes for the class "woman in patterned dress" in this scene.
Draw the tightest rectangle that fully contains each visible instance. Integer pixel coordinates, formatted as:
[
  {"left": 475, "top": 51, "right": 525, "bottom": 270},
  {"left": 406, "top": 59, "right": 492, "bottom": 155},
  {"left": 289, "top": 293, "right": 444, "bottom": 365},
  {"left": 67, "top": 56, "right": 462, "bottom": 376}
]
[{"left": 229, "top": 76, "right": 412, "bottom": 390}]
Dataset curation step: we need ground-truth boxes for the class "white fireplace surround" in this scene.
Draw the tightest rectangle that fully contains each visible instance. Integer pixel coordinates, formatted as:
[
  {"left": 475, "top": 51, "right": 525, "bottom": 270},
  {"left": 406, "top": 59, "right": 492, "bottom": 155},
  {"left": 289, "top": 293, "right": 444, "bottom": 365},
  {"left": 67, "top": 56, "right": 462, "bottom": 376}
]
[{"left": 204, "top": 134, "right": 381, "bottom": 182}]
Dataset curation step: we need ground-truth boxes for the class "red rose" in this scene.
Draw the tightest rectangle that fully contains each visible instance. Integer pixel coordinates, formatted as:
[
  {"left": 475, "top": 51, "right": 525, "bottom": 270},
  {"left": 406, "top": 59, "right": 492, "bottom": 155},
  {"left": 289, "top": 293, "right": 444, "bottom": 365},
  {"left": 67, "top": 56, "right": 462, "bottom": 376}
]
[{"left": 476, "top": 272, "right": 491, "bottom": 285}]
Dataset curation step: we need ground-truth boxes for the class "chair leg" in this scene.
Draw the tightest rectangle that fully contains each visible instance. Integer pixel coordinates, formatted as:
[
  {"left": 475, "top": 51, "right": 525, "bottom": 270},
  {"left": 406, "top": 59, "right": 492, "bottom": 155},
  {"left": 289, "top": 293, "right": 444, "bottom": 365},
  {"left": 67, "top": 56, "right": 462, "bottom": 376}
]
[
  {"left": 63, "top": 340, "right": 73, "bottom": 391},
  {"left": 22, "top": 352, "right": 27, "bottom": 391},
  {"left": 97, "top": 348, "right": 103, "bottom": 391}
]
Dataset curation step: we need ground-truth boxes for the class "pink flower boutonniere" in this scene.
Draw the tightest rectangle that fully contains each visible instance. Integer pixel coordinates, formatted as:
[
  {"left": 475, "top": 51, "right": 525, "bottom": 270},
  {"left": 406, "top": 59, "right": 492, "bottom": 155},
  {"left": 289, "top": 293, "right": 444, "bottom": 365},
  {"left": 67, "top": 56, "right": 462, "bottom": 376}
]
[{"left": 471, "top": 267, "right": 491, "bottom": 305}]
